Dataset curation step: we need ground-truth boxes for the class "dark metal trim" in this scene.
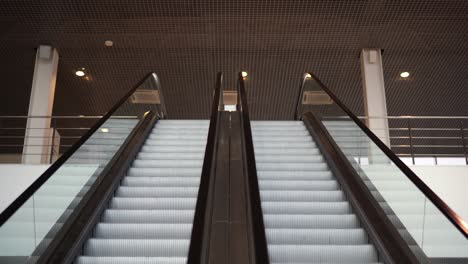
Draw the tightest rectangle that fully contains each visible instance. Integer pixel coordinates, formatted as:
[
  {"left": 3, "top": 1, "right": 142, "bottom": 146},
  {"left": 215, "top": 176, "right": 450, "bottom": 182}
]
[
  {"left": 187, "top": 72, "right": 223, "bottom": 263},
  {"left": 303, "top": 112, "right": 423, "bottom": 264},
  {"left": 237, "top": 72, "right": 270, "bottom": 264},
  {"left": 305, "top": 71, "right": 468, "bottom": 238},
  {"left": 35, "top": 111, "right": 158, "bottom": 264},
  {"left": 0, "top": 72, "right": 160, "bottom": 227}
]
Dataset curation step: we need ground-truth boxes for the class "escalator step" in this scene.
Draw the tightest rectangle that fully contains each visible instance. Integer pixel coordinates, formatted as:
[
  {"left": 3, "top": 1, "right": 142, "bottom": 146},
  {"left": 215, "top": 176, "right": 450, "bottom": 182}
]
[
  {"left": 266, "top": 229, "right": 368, "bottom": 245},
  {"left": 83, "top": 239, "right": 190, "bottom": 257},
  {"left": 94, "top": 223, "right": 192, "bottom": 239},
  {"left": 102, "top": 210, "right": 194, "bottom": 224},
  {"left": 268, "top": 245, "right": 378, "bottom": 263}
]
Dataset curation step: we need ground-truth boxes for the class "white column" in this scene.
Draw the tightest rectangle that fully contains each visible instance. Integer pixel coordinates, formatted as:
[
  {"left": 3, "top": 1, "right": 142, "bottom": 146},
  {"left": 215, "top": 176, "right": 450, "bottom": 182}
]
[
  {"left": 360, "top": 48, "right": 390, "bottom": 146},
  {"left": 22, "top": 46, "right": 59, "bottom": 164}
]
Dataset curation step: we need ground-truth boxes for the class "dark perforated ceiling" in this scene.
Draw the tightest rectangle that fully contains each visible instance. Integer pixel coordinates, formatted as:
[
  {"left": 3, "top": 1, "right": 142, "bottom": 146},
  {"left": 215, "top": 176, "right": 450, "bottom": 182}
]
[{"left": 0, "top": 0, "right": 468, "bottom": 120}]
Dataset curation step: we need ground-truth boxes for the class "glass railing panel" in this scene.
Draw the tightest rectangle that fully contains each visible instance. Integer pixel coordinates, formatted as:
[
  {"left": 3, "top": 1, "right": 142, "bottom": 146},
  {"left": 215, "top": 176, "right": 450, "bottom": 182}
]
[
  {"left": 0, "top": 73, "right": 164, "bottom": 262},
  {"left": 0, "top": 117, "right": 137, "bottom": 258},
  {"left": 299, "top": 73, "right": 468, "bottom": 259}
]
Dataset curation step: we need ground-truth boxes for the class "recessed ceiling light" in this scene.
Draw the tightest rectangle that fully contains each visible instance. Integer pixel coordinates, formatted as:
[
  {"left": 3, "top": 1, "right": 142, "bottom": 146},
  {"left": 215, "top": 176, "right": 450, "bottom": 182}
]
[
  {"left": 100, "top": 128, "right": 109, "bottom": 133},
  {"left": 241, "top": 71, "right": 248, "bottom": 78},
  {"left": 75, "top": 70, "right": 85, "bottom": 77},
  {"left": 104, "top": 40, "right": 114, "bottom": 47},
  {"left": 400, "top": 71, "right": 410, "bottom": 78},
  {"left": 305, "top": 73, "right": 312, "bottom": 79}
]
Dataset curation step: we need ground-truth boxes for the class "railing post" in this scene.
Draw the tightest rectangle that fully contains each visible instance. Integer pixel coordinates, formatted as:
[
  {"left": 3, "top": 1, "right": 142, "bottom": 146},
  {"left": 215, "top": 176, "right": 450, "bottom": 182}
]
[
  {"left": 461, "top": 120, "right": 467, "bottom": 165},
  {"left": 49, "top": 118, "right": 56, "bottom": 164},
  {"left": 407, "top": 119, "right": 415, "bottom": 165}
]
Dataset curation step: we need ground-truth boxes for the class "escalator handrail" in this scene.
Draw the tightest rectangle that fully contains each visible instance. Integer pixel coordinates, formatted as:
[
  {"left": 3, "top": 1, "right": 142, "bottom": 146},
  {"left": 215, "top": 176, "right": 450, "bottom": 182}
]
[
  {"left": 187, "top": 72, "right": 223, "bottom": 263},
  {"left": 302, "top": 71, "right": 468, "bottom": 238},
  {"left": 0, "top": 72, "right": 162, "bottom": 227},
  {"left": 237, "top": 72, "right": 270, "bottom": 264}
]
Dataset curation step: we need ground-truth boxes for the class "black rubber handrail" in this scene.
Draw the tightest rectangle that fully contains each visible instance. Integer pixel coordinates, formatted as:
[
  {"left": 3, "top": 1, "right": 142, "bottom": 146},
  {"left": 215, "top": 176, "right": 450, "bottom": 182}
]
[
  {"left": 0, "top": 72, "right": 161, "bottom": 227},
  {"left": 187, "top": 72, "right": 223, "bottom": 263},
  {"left": 302, "top": 71, "right": 468, "bottom": 238},
  {"left": 237, "top": 72, "right": 270, "bottom": 264}
]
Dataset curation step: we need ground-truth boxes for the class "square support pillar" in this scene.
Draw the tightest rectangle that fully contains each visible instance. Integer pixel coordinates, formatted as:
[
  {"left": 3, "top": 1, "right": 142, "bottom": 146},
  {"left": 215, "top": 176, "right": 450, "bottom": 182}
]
[
  {"left": 22, "top": 46, "right": 59, "bottom": 164},
  {"left": 360, "top": 48, "right": 390, "bottom": 147}
]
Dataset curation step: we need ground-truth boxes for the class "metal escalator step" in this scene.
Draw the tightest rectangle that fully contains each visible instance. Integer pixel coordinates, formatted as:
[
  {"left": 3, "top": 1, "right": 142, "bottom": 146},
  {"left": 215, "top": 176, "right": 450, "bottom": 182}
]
[
  {"left": 147, "top": 135, "right": 207, "bottom": 142},
  {"left": 77, "top": 256, "right": 187, "bottom": 263},
  {"left": 255, "top": 155, "right": 323, "bottom": 163},
  {"left": 144, "top": 139, "right": 207, "bottom": 146},
  {"left": 252, "top": 121, "right": 379, "bottom": 263},
  {"left": 266, "top": 229, "right": 368, "bottom": 245},
  {"left": 141, "top": 145, "right": 205, "bottom": 153},
  {"left": 264, "top": 214, "right": 360, "bottom": 229},
  {"left": 262, "top": 202, "right": 352, "bottom": 215},
  {"left": 254, "top": 142, "right": 316, "bottom": 148},
  {"left": 253, "top": 136, "right": 312, "bottom": 142},
  {"left": 254, "top": 148, "right": 320, "bottom": 155},
  {"left": 268, "top": 245, "right": 378, "bottom": 263},
  {"left": 83, "top": 239, "right": 190, "bottom": 257},
  {"left": 110, "top": 198, "right": 196, "bottom": 210},
  {"left": 260, "top": 190, "right": 345, "bottom": 202},
  {"left": 252, "top": 130, "right": 310, "bottom": 136},
  {"left": 148, "top": 129, "right": 207, "bottom": 136},
  {"left": 102, "top": 210, "right": 194, "bottom": 224},
  {"left": 252, "top": 126, "right": 306, "bottom": 132},
  {"left": 137, "top": 153, "right": 204, "bottom": 160},
  {"left": 127, "top": 167, "right": 201, "bottom": 177},
  {"left": 116, "top": 187, "right": 199, "bottom": 198},
  {"left": 132, "top": 159, "right": 203, "bottom": 168},
  {"left": 259, "top": 180, "right": 339, "bottom": 191},
  {"left": 94, "top": 223, "right": 192, "bottom": 239},
  {"left": 257, "top": 162, "right": 328, "bottom": 171},
  {"left": 76, "top": 119, "right": 208, "bottom": 262},
  {"left": 122, "top": 177, "right": 200, "bottom": 187},
  {"left": 258, "top": 171, "right": 333, "bottom": 181}
]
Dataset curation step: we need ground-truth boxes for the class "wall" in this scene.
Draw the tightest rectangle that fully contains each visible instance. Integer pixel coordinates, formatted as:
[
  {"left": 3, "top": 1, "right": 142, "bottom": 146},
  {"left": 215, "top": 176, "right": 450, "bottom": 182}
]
[
  {"left": 0, "top": 164, "right": 49, "bottom": 212},
  {"left": 409, "top": 165, "right": 468, "bottom": 222}
]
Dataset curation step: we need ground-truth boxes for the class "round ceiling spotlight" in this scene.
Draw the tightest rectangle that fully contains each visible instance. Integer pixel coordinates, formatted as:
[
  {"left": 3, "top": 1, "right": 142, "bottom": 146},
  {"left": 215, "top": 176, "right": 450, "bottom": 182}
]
[
  {"left": 104, "top": 40, "right": 114, "bottom": 47},
  {"left": 400, "top": 71, "right": 410, "bottom": 78},
  {"left": 241, "top": 71, "right": 248, "bottom": 78},
  {"left": 75, "top": 70, "right": 85, "bottom": 77}
]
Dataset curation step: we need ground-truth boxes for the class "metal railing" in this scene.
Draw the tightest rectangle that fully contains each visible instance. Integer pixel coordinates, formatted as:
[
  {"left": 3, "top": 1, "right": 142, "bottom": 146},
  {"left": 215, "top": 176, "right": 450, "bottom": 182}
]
[
  {"left": 326, "top": 116, "right": 468, "bottom": 165},
  {"left": 0, "top": 115, "right": 137, "bottom": 163}
]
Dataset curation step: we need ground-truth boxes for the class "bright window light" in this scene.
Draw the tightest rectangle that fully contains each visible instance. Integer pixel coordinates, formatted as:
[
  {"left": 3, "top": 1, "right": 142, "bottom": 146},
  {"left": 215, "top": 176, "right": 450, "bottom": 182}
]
[{"left": 224, "top": 105, "right": 237, "bottom": 112}]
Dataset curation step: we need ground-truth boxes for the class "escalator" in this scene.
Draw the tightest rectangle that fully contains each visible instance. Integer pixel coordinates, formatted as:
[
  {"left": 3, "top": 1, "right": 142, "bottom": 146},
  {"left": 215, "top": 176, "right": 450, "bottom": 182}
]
[
  {"left": 1, "top": 71, "right": 468, "bottom": 264},
  {"left": 76, "top": 120, "right": 209, "bottom": 263},
  {"left": 0, "top": 73, "right": 220, "bottom": 264},
  {"left": 251, "top": 120, "right": 380, "bottom": 263},
  {"left": 237, "top": 72, "right": 468, "bottom": 264}
]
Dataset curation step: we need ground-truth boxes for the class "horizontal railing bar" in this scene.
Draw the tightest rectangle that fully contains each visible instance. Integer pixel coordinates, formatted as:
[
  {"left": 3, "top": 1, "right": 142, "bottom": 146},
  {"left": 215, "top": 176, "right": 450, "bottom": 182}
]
[
  {"left": 389, "top": 128, "right": 466, "bottom": 131},
  {"left": 0, "top": 128, "right": 91, "bottom": 130},
  {"left": 396, "top": 154, "right": 466, "bottom": 157},
  {"left": 323, "top": 116, "right": 468, "bottom": 119},
  {"left": 0, "top": 115, "right": 138, "bottom": 119},
  {"left": 390, "top": 136, "right": 464, "bottom": 139},
  {"left": 392, "top": 145, "right": 464, "bottom": 148},
  {"left": 0, "top": 144, "right": 74, "bottom": 147}
]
